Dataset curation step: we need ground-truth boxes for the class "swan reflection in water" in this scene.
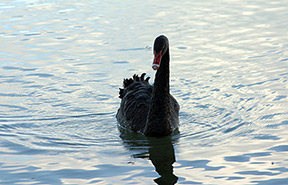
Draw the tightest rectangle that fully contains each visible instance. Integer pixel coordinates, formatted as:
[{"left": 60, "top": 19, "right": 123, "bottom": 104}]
[{"left": 120, "top": 129, "right": 179, "bottom": 185}]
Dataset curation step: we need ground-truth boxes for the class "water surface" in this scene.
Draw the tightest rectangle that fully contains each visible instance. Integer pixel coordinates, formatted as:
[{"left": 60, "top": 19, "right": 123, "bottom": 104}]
[{"left": 0, "top": 0, "right": 288, "bottom": 184}]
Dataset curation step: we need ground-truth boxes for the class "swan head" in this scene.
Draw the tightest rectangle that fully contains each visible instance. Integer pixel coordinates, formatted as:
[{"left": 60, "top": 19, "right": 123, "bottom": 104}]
[{"left": 152, "top": 35, "right": 169, "bottom": 70}]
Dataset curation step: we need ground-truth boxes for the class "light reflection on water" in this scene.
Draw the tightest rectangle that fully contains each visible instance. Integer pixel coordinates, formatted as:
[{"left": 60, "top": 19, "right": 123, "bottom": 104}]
[{"left": 0, "top": 0, "right": 288, "bottom": 184}]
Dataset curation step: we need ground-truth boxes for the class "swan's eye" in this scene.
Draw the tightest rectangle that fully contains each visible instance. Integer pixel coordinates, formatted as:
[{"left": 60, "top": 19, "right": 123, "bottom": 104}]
[
  {"left": 154, "top": 48, "right": 161, "bottom": 54},
  {"left": 154, "top": 45, "right": 165, "bottom": 54}
]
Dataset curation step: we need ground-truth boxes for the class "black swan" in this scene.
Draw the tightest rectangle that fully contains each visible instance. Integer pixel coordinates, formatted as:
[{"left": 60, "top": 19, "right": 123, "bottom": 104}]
[{"left": 116, "top": 35, "right": 179, "bottom": 137}]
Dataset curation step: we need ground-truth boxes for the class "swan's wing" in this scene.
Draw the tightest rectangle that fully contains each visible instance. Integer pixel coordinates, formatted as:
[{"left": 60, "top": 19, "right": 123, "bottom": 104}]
[{"left": 117, "top": 74, "right": 152, "bottom": 133}]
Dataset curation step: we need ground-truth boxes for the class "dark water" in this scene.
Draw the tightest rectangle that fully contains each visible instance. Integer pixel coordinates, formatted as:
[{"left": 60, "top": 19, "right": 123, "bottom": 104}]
[{"left": 0, "top": 0, "right": 288, "bottom": 184}]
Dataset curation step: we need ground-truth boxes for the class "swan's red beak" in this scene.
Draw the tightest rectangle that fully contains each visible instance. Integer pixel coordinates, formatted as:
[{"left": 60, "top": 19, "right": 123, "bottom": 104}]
[{"left": 152, "top": 51, "right": 162, "bottom": 70}]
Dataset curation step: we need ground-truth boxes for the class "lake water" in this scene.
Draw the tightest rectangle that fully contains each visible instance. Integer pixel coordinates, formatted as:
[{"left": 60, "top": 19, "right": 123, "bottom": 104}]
[{"left": 0, "top": 0, "right": 288, "bottom": 184}]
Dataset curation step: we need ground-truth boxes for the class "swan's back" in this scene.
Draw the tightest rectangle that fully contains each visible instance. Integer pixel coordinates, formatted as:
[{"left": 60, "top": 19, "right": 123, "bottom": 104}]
[{"left": 116, "top": 74, "right": 152, "bottom": 133}]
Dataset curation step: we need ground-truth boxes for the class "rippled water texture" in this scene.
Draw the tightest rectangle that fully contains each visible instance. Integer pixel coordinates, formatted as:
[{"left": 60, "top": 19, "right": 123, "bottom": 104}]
[{"left": 0, "top": 0, "right": 288, "bottom": 184}]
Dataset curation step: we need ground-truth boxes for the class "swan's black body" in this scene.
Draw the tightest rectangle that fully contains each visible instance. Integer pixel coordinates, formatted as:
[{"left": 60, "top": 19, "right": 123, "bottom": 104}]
[{"left": 116, "top": 35, "right": 179, "bottom": 137}]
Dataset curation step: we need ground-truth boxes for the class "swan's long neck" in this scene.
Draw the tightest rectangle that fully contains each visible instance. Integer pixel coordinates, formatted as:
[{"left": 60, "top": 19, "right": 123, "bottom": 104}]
[
  {"left": 144, "top": 49, "right": 172, "bottom": 137},
  {"left": 153, "top": 48, "right": 170, "bottom": 101}
]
